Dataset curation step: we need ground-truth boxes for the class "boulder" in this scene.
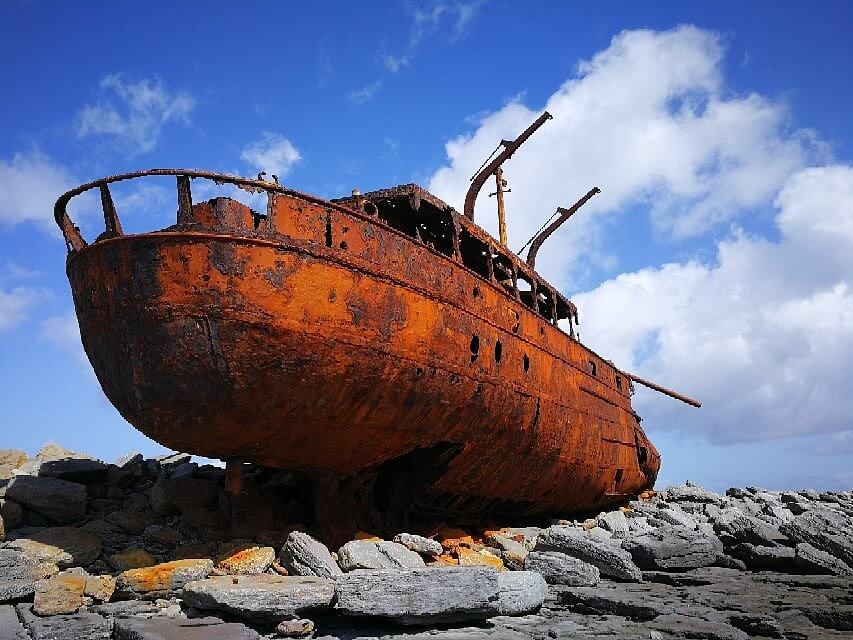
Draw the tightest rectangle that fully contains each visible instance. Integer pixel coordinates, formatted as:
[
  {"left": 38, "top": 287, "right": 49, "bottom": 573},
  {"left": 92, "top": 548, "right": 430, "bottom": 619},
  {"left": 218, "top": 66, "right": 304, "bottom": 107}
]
[
  {"left": 535, "top": 526, "right": 642, "bottom": 581},
  {"left": 0, "top": 548, "right": 48, "bottom": 603},
  {"left": 337, "top": 540, "right": 425, "bottom": 572},
  {"left": 38, "top": 457, "right": 108, "bottom": 483},
  {"left": 496, "top": 571, "right": 547, "bottom": 616},
  {"left": 0, "top": 450, "right": 28, "bottom": 469},
  {"left": 623, "top": 530, "right": 723, "bottom": 570},
  {"left": 730, "top": 543, "right": 796, "bottom": 571},
  {"left": 661, "top": 483, "right": 724, "bottom": 505},
  {"left": 781, "top": 511, "right": 853, "bottom": 567},
  {"left": 5, "top": 476, "right": 87, "bottom": 523},
  {"left": 5, "top": 527, "right": 102, "bottom": 568},
  {"left": 795, "top": 542, "right": 853, "bottom": 576},
  {"left": 182, "top": 575, "right": 335, "bottom": 622},
  {"left": 83, "top": 574, "right": 115, "bottom": 603},
  {"left": 115, "top": 559, "right": 214, "bottom": 599},
  {"left": 280, "top": 531, "right": 342, "bottom": 579},
  {"left": 6, "top": 476, "right": 86, "bottom": 522},
  {"left": 33, "top": 574, "right": 87, "bottom": 616},
  {"left": 393, "top": 533, "right": 443, "bottom": 558},
  {"left": 334, "top": 567, "right": 501, "bottom": 625},
  {"left": 0, "top": 499, "right": 23, "bottom": 530},
  {"left": 524, "top": 551, "right": 600, "bottom": 586},
  {"left": 596, "top": 510, "right": 629, "bottom": 533},
  {"left": 215, "top": 544, "right": 276, "bottom": 575}
]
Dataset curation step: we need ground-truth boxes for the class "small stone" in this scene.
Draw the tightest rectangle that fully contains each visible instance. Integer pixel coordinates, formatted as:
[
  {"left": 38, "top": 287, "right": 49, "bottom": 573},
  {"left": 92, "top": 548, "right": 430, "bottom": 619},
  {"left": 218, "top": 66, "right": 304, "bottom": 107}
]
[
  {"left": 334, "top": 567, "right": 501, "bottom": 625},
  {"left": 216, "top": 544, "right": 276, "bottom": 575},
  {"left": 276, "top": 618, "right": 315, "bottom": 637},
  {"left": 393, "top": 533, "right": 443, "bottom": 557},
  {"left": 524, "top": 551, "right": 600, "bottom": 586},
  {"left": 5, "top": 476, "right": 87, "bottom": 523},
  {"left": 280, "top": 531, "right": 342, "bottom": 579},
  {"left": 108, "top": 548, "right": 156, "bottom": 571},
  {"left": 115, "top": 559, "right": 214, "bottom": 598},
  {"left": 457, "top": 547, "right": 505, "bottom": 570},
  {"left": 496, "top": 571, "right": 546, "bottom": 615},
  {"left": 182, "top": 575, "right": 335, "bottom": 622},
  {"left": 33, "top": 574, "right": 87, "bottom": 616}
]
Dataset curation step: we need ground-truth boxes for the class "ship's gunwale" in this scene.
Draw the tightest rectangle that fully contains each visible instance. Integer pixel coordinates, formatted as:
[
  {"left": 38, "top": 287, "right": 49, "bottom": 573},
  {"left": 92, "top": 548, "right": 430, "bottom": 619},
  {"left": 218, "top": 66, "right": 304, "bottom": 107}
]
[{"left": 67, "top": 227, "right": 631, "bottom": 406}]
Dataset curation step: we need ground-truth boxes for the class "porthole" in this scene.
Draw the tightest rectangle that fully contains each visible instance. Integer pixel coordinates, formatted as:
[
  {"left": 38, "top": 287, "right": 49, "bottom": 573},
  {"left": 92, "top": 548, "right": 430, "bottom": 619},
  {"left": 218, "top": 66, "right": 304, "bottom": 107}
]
[
  {"left": 470, "top": 335, "right": 480, "bottom": 363},
  {"left": 523, "top": 354, "right": 530, "bottom": 373}
]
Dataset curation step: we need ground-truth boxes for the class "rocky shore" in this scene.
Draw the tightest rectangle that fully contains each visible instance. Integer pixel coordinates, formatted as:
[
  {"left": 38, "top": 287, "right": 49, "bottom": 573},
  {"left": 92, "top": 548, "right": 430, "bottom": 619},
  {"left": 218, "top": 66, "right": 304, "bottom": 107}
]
[{"left": 1, "top": 445, "right": 851, "bottom": 639}]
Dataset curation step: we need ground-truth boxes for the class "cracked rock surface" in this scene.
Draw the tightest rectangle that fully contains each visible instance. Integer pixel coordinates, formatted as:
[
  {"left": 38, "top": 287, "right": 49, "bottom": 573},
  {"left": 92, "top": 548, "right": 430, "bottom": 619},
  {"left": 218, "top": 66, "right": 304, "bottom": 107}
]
[{"left": 0, "top": 445, "right": 851, "bottom": 638}]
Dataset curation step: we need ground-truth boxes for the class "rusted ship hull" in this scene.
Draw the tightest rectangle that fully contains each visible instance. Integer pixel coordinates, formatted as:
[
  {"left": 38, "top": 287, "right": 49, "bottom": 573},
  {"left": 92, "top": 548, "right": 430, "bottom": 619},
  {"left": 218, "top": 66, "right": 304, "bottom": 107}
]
[{"left": 58, "top": 170, "right": 660, "bottom": 532}]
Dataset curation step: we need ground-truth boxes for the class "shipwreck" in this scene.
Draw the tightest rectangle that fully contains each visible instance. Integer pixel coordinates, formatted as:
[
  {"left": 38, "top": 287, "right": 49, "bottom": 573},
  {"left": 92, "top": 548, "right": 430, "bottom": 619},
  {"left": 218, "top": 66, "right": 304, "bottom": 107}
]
[{"left": 55, "top": 112, "right": 698, "bottom": 539}]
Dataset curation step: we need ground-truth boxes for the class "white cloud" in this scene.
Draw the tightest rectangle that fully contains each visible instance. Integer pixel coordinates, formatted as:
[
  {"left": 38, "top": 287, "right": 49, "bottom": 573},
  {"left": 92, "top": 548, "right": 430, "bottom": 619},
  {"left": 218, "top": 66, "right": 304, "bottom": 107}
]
[
  {"left": 574, "top": 165, "right": 853, "bottom": 445},
  {"left": 427, "top": 26, "right": 817, "bottom": 288},
  {"left": 77, "top": 74, "right": 195, "bottom": 155},
  {"left": 0, "top": 286, "right": 41, "bottom": 332},
  {"left": 349, "top": 80, "right": 383, "bottom": 105},
  {"left": 240, "top": 133, "right": 302, "bottom": 179},
  {"left": 0, "top": 151, "right": 78, "bottom": 232}
]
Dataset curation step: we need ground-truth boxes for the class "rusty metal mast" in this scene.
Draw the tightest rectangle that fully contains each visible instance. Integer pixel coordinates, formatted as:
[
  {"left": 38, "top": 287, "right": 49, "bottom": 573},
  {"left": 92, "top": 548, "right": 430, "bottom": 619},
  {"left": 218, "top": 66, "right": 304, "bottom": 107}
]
[{"left": 464, "top": 111, "right": 553, "bottom": 244}]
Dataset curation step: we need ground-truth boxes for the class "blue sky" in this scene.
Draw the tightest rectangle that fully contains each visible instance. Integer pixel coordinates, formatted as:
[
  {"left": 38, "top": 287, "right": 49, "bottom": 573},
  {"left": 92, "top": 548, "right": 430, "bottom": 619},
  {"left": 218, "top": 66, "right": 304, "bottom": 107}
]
[{"left": 2, "top": 1, "right": 852, "bottom": 491}]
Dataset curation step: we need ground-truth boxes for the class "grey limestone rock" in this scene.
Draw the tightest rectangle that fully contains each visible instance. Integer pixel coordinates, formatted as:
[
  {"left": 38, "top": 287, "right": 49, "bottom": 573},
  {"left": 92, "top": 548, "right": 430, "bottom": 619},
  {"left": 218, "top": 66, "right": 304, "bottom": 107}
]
[
  {"left": 623, "top": 529, "right": 723, "bottom": 570},
  {"left": 281, "top": 531, "right": 343, "bottom": 579},
  {"left": 661, "top": 483, "right": 724, "bottom": 505},
  {"left": 16, "top": 603, "right": 111, "bottom": 640},
  {"left": 113, "top": 615, "right": 262, "bottom": 640},
  {"left": 485, "top": 534, "right": 528, "bottom": 570},
  {"left": 337, "top": 540, "right": 425, "bottom": 571},
  {"left": 393, "top": 533, "right": 443, "bottom": 558},
  {"left": 496, "top": 571, "right": 546, "bottom": 616},
  {"left": 730, "top": 543, "right": 796, "bottom": 571},
  {"left": 5, "top": 476, "right": 87, "bottom": 523},
  {"left": 794, "top": 541, "right": 853, "bottom": 576},
  {"left": 182, "top": 575, "right": 335, "bottom": 622},
  {"left": 0, "top": 605, "right": 27, "bottom": 639},
  {"left": 523, "top": 551, "right": 600, "bottom": 586},
  {"left": 558, "top": 586, "right": 670, "bottom": 620},
  {"left": 334, "top": 567, "right": 501, "bottom": 625},
  {"left": 780, "top": 510, "right": 853, "bottom": 567},
  {"left": 0, "top": 548, "right": 50, "bottom": 603},
  {"left": 596, "top": 510, "right": 629, "bottom": 533},
  {"left": 535, "top": 525, "right": 642, "bottom": 581}
]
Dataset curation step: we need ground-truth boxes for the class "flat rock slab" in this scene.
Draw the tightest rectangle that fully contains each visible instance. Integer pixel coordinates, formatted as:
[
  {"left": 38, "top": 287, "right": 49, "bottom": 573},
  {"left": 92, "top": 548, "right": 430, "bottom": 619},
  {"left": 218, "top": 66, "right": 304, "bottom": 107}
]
[
  {"left": 113, "top": 616, "right": 262, "bottom": 640},
  {"left": 17, "top": 603, "right": 111, "bottom": 640},
  {"left": 535, "top": 526, "right": 642, "bottom": 581},
  {"left": 5, "top": 526, "right": 102, "bottom": 568},
  {"left": 0, "top": 605, "right": 27, "bottom": 640},
  {"left": 622, "top": 530, "right": 722, "bottom": 570},
  {"left": 5, "top": 476, "right": 87, "bottom": 523},
  {"left": 335, "top": 567, "right": 501, "bottom": 625},
  {"left": 116, "top": 559, "right": 214, "bottom": 599},
  {"left": 182, "top": 574, "right": 335, "bottom": 621}
]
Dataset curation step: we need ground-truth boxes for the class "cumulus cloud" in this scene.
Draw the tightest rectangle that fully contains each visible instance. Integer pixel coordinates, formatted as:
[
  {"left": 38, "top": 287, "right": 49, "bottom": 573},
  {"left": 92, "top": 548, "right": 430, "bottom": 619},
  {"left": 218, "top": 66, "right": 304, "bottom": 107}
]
[
  {"left": 349, "top": 80, "right": 383, "bottom": 105},
  {"left": 0, "top": 286, "right": 42, "bottom": 332},
  {"left": 40, "top": 312, "right": 88, "bottom": 364},
  {"left": 574, "top": 165, "right": 853, "bottom": 445},
  {"left": 0, "top": 151, "right": 77, "bottom": 232},
  {"left": 428, "top": 26, "right": 817, "bottom": 287},
  {"left": 241, "top": 132, "right": 302, "bottom": 179},
  {"left": 77, "top": 74, "right": 195, "bottom": 155}
]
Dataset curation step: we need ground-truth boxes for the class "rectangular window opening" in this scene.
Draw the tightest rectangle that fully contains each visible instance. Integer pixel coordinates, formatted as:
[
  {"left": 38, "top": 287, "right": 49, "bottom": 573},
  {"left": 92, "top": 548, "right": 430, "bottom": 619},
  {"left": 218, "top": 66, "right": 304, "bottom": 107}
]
[
  {"left": 492, "top": 251, "right": 515, "bottom": 295},
  {"left": 415, "top": 205, "right": 455, "bottom": 257},
  {"left": 459, "top": 226, "right": 491, "bottom": 279},
  {"left": 536, "top": 285, "right": 556, "bottom": 322},
  {"left": 516, "top": 269, "right": 535, "bottom": 310}
]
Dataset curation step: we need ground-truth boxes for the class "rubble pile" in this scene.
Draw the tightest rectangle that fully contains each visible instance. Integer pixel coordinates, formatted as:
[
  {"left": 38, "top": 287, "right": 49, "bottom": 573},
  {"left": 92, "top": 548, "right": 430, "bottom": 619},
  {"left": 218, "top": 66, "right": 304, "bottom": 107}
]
[{"left": 1, "top": 444, "right": 851, "bottom": 639}]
